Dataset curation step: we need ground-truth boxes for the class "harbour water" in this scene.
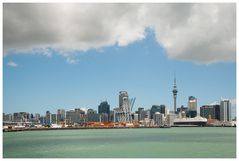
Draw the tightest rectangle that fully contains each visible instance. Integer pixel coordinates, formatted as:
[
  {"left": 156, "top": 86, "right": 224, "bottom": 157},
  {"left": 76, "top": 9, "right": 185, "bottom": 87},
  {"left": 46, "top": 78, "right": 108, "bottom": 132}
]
[{"left": 3, "top": 127, "right": 236, "bottom": 158}]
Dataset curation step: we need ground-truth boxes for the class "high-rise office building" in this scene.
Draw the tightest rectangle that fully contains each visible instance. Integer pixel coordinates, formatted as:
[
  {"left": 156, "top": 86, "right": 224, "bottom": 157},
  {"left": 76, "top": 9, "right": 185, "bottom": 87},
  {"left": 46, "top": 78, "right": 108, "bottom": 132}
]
[
  {"left": 39, "top": 116, "right": 45, "bottom": 124},
  {"left": 200, "top": 105, "right": 215, "bottom": 119},
  {"left": 200, "top": 104, "right": 220, "bottom": 120},
  {"left": 35, "top": 113, "right": 40, "bottom": 122},
  {"left": 51, "top": 114, "right": 57, "bottom": 124},
  {"left": 3, "top": 113, "right": 12, "bottom": 122},
  {"left": 188, "top": 96, "right": 197, "bottom": 118},
  {"left": 45, "top": 111, "right": 51, "bottom": 125},
  {"left": 178, "top": 105, "right": 188, "bottom": 118},
  {"left": 214, "top": 105, "right": 220, "bottom": 121},
  {"left": 167, "top": 112, "right": 176, "bottom": 126},
  {"left": 143, "top": 109, "right": 151, "bottom": 120},
  {"left": 172, "top": 76, "right": 178, "bottom": 114},
  {"left": 13, "top": 112, "right": 30, "bottom": 122},
  {"left": 118, "top": 91, "right": 131, "bottom": 122},
  {"left": 57, "top": 109, "right": 65, "bottom": 123},
  {"left": 98, "top": 101, "right": 110, "bottom": 122},
  {"left": 66, "top": 108, "right": 86, "bottom": 124},
  {"left": 138, "top": 107, "right": 144, "bottom": 121},
  {"left": 132, "top": 113, "right": 139, "bottom": 121},
  {"left": 153, "top": 112, "right": 164, "bottom": 126},
  {"left": 87, "top": 109, "right": 99, "bottom": 122},
  {"left": 220, "top": 99, "right": 231, "bottom": 122},
  {"left": 150, "top": 105, "right": 166, "bottom": 119},
  {"left": 150, "top": 105, "right": 161, "bottom": 119},
  {"left": 159, "top": 105, "right": 166, "bottom": 115},
  {"left": 109, "top": 110, "right": 114, "bottom": 122}
]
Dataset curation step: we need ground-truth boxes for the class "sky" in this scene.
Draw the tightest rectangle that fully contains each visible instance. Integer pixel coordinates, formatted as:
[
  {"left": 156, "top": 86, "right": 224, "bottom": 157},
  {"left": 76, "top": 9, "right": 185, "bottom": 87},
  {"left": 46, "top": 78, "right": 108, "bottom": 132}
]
[{"left": 2, "top": 3, "right": 236, "bottom": 117}]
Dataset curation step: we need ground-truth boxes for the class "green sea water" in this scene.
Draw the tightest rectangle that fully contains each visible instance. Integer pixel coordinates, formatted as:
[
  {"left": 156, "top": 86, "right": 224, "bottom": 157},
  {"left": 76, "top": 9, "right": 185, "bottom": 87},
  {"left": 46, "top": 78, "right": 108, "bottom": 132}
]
[{"left": 3, "top": 127, "right": 236, "bottom": 158}]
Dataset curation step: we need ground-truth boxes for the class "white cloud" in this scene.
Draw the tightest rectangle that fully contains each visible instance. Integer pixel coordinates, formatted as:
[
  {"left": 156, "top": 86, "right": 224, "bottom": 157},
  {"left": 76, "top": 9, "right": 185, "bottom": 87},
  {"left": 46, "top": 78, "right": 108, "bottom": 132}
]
[
  {"left": 3, "top": 3, "right": 236, "bottom": 64},
  {"left": 66, "top": 57, "right": 79, "bottom": 64},
  {"left": 7, "top": 61, "right": 18, "bottom": 67}
]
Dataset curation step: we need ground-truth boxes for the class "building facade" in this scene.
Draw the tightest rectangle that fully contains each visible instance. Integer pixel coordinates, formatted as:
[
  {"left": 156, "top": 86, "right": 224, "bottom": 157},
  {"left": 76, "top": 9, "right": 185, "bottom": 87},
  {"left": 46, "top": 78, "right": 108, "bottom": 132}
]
[
  {"left": 118, "top": 91, "right": 131, "bottom": 122},
  {"left": 220, "top": 99, "right": 231, "bottom": 122},
  {"left": 166, "top": 112, "right": 176, "bottom": 126},
  {"left": 153, "top": 112, "right": 164, "bottom": 126},
  {"left": 65, "top": 108, "right": 86, "bottom": 124},
  {"left": 57, "top": 109, "right": 65, "bottom": 124},
  {"left": 150, "top": 105, "right": 161, "bottom": 119},
  {"left": 45, "top": 111, "right": 51, "bottom": 125},
  {"left": 51, "top": 114, "right": 57, "bottom": 124},
  {"left": 13, "top": 112, "right": 30, "bottom": 122},
  {"left": 138, "top": 107, "right": 144, "bottom": 121},
  {"left": 188, "top": 96, "right": 197, "bottom": 118},
  {"left": 200, "top": 104, "right": 220, "bottom": 120},
  {"left": 87, "top": 109, "right": 99, "bottom": 122},
  {"left": 98, "top": 101, "right": 110, "bottom": 122},
  {"left": 3, "top": 113, "right": 13, "bottom": 122}
]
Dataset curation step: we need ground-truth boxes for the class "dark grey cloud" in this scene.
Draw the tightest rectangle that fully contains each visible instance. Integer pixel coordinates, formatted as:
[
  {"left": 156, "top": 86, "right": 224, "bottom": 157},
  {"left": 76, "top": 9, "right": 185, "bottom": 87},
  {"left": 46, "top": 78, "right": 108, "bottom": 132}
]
[{"left": 3, "top": 3, "right": 236, "bottom": 64}]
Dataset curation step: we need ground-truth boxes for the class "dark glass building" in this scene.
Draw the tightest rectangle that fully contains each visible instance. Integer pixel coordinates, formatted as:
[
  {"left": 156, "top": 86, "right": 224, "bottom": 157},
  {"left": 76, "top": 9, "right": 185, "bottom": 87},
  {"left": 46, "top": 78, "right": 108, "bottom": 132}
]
[
  {"left": 159, "top": 105, "right": 166, "bottom": 115},
  {"left": 45, "top": 111, "right": 51, "bottom": 125},
  {"left": 214, "top": 105, "right": 220, "bottom": 120},
  {"left": 98, "top": 101, "right": 110, "bottom": 122},
  {"left": 200, "top": 105, "right": 220, "bottom": 120},
  {"left": 150, "top": 105, "right": 161, "bottom": 119},
  {"left": 138, "top": 107, "right": 144, "bottom": 121},
  {"left": 150, "top": 105, "right": 166, "bottom": 119},
  {"left": 87, "top": 109, "right": 99, "bottom": 122},
  {"left": 177, "top": 105, "right": 188, "bottom": 113}
]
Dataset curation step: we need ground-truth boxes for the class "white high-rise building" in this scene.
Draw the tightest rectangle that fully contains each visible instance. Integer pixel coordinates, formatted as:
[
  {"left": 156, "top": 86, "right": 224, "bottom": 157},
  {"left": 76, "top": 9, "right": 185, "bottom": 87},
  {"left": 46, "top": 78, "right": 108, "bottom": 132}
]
[
  {"left": 118, "top": 91, "right": 131, "bottom": 122},
  {"left": 220, "top": 99, "right": 231, "bottom": 122},
  {"left": 133, "top": 113, "right": 139, "bottom": 121},
  {"left": 167, "top": 112, "right": 176, "bottom": 126},
  {"left": 153, "top": 112, "right": 164, "bottom": 126}
]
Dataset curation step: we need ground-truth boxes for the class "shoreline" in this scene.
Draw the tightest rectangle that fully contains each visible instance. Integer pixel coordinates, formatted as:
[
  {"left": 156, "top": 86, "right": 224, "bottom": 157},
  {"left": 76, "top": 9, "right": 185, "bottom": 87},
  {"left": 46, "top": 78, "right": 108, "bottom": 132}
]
[
  {"left": 3, "top": 125, "right": 235, "bottom": 132},
  {"left": 3, "top": 126, "right": 168, "bottom": 132}
]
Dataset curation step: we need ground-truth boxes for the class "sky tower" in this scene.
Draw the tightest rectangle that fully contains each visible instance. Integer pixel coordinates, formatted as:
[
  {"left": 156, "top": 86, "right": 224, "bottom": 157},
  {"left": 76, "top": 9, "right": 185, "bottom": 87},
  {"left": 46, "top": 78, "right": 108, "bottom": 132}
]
[{"left": 172, "top": 75, "right": 178, "bottom": 113}]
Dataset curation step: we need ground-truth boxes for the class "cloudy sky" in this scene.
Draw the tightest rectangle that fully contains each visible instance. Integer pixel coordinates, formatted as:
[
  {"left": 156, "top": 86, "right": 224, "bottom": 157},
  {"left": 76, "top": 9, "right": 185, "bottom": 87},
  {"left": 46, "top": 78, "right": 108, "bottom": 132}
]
[{"left": 3, "top": 3, "right": 236, "bottom": 117}]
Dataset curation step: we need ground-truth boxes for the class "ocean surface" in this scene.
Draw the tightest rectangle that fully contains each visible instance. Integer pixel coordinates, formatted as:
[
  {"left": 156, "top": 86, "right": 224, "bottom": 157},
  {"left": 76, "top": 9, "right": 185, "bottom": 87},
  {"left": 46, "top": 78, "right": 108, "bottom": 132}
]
[{"left": 3, "top": 127, "right": 236, "bottom": 158}]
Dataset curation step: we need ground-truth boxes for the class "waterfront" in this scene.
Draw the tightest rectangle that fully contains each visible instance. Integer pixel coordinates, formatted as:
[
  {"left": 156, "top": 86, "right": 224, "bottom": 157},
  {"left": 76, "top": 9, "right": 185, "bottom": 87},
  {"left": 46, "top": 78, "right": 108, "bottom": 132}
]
[{"left": 3, "top": 127, "right": 236, "bottom": 158}]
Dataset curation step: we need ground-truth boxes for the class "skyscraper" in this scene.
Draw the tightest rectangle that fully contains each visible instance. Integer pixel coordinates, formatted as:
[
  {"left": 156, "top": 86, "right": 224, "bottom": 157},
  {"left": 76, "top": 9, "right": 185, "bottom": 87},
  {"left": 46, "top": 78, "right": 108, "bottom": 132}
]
[
  {"left": 45, "top": 111, "right": 51, "bottom": 125},
  {"left": 98, "top": 101, "right": 110, "bottom": 122},
  {"left": 118, "top": 91, "right": 131, "bottom": 122},
  {"left": 200, "top": 104, "right": 220, "bottom": 120},
  {"left": 188, "top": 96, "right": 197, "bottom": 118},
  {"left": 65, "top": 108, "right": 86, "bottom": 124},
  {"left": 220, "top": 99, "right": 231, "bottom": 122},
  {"left": 172, "top": 76, "right": 178, "bottom": 114},
  {"left": 200, "top": 105, "right": 215, "bottom": 119},
  {"left": 87, "top": 108, "right": 99, "bottom": 122},
  {"left": 159, "top": 105, "right": 166, "bottom": 115},
  {"left": 57, "top": 109, "right": 65, "bottom": 123},
  {"left": 51, "top": 114, "right": 57, "bottom": 124},
  {"left": 138, "top": 107, "right": 144, "bottom": 121},
  {"left": 150, "top": 105, "right": 161, "bottom": 119},
  {"left": 153, "top": 112, "right": 164, "bottom": 126}
]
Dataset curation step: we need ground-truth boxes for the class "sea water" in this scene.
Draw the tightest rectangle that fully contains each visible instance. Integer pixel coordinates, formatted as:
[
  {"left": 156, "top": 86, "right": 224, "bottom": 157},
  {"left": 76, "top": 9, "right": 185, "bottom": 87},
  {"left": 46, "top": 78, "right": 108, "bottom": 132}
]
[{"left": 3, "top": 127, "right": 236, "bottom": 158}]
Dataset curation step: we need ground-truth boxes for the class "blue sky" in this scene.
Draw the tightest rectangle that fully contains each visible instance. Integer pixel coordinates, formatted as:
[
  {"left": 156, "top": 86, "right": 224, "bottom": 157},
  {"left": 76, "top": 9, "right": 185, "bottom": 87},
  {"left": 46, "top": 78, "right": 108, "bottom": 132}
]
[
  {"left": 3, "top": 30, "right": 236, "bottom": 116},
  {"left": 3, "top": 3, "right": 236, "bottom": 117}
]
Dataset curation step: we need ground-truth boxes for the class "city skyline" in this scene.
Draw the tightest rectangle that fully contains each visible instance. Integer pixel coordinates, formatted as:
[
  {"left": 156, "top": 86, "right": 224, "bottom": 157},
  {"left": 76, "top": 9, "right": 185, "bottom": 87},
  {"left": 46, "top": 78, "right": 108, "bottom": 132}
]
[{"left": 3, "top": 3, "right": 236, "bottom": 117}]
